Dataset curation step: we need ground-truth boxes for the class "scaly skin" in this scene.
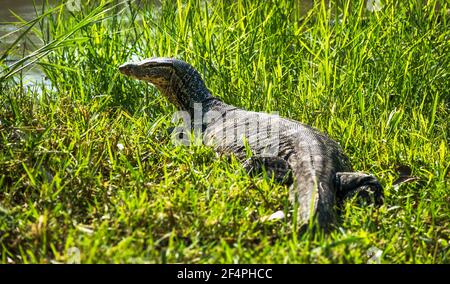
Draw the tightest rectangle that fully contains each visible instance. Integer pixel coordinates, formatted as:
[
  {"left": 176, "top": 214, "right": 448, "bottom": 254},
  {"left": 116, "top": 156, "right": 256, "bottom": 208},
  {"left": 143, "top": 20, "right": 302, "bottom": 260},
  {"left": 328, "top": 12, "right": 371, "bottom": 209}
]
[{"left": 119, "top": 57, "right": 383, "bottom": 231}]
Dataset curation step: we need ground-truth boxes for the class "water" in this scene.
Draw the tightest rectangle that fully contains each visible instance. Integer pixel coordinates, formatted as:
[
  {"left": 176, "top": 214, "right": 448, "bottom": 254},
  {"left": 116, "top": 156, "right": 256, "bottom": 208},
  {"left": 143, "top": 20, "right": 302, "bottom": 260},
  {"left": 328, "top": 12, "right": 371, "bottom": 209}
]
[
  {"left": 0, "top": 0, "right": 56, "bottom": 88},
  {"left": 0, "top": 0, "right": 54, "bottom": 50},
  {"left": 0, "top": 0, "right": 50, "bottom": 20}
]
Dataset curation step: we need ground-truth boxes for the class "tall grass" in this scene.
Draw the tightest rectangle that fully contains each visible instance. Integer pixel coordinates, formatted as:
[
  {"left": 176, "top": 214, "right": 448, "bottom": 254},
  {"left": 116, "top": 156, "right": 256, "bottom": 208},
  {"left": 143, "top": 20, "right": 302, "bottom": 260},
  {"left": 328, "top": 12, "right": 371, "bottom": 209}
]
[{"left": 0, "top": 0, "right": 449, "bottom": 263}]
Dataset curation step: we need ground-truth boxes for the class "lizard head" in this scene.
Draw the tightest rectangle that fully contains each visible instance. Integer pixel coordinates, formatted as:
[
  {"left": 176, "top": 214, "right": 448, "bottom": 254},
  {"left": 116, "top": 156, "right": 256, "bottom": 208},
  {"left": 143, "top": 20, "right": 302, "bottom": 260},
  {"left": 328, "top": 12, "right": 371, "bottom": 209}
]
[{"left": 119, "top": 57, "right": 211, "bottom": 111}]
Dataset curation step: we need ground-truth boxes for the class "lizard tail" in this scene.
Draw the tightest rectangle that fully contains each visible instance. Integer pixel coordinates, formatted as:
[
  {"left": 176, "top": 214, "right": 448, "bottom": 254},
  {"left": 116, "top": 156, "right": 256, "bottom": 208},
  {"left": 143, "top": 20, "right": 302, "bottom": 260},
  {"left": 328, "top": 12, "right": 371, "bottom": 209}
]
[{"left": 288, "top": 157, "right": 338, "bottom": 231}]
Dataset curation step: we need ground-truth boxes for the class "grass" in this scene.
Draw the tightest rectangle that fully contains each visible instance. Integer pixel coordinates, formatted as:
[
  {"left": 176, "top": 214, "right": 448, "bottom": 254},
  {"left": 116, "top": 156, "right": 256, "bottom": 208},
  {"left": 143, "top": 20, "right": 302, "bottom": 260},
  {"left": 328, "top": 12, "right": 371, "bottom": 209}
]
[{"left": 0, "top": 0, "right": 449, "bottom": 263}]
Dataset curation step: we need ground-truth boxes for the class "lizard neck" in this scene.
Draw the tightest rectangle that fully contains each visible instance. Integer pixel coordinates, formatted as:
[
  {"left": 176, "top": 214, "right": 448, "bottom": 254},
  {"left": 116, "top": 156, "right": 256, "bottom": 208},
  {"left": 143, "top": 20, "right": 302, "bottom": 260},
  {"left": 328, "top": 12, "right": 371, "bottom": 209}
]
[
  {"left": 161, "top": 69, "right": 234, "bottom": 117},
  {"left": 156, "top": 66, "right": 209, "bottom": 113}
]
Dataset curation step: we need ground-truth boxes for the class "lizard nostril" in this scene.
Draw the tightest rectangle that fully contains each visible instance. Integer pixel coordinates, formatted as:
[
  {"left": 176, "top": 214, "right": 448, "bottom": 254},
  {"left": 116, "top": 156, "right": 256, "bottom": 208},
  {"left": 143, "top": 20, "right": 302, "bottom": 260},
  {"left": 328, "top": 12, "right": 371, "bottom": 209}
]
[{"left": 118, "top": 64, "right": 129, "bottom": 74}]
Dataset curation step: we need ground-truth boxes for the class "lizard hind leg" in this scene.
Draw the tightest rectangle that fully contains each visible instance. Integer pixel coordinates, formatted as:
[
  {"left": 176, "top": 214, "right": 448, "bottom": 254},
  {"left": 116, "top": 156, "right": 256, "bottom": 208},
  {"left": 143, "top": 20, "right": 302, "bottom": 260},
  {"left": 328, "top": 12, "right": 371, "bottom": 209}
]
[
  {"left": 242, "top": 156, "right": 293, "bottom": 185},
  {"left": 335, "top": 172, "right": 384, "bottom": 207}
]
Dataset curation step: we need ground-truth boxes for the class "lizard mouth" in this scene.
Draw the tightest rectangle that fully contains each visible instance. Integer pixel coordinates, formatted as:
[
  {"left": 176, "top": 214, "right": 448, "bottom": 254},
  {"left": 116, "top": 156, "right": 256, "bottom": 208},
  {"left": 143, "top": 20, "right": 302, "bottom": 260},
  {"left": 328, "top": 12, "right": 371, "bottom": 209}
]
[{"left": 118, "top": 63, "right": 133, "bottom": 76}]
